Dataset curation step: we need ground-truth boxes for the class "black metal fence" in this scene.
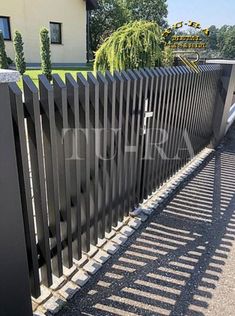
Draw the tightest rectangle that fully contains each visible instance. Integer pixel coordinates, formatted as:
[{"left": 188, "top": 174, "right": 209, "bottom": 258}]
[{"left": 1, "top": 64, "right": 222, "bottom": 313}]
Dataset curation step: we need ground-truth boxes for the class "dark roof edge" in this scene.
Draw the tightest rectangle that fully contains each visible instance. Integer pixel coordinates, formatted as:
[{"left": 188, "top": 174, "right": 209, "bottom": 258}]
[{"left": 86, "top": 0, "right": 98, "bottom": 10}]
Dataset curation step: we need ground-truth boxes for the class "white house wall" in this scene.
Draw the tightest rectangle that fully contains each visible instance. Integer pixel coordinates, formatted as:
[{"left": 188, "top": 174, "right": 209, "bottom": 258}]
[{"left": 0, "top": 0, "right": 87, "bottom": 64}]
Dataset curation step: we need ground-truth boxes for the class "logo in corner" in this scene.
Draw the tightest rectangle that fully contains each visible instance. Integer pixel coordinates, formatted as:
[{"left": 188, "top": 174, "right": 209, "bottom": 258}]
[{"left": 163, "top": 21, "right": 210, "bottom": 72}]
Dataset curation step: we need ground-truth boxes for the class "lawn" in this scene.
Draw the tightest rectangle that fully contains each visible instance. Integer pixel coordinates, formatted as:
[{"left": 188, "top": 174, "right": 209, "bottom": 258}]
[{"left": 17, "top": 66, "right": 93, "bottom": 90}]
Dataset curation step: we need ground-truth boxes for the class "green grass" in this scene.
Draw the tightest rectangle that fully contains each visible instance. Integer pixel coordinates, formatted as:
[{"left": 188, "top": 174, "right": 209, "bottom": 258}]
[{"left": 17, "top": 66, "right": 94, "bottom": 90}]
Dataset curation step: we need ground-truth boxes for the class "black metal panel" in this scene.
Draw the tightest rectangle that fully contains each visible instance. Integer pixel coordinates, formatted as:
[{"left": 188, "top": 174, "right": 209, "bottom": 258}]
[
  {"left": 53, "top": 74, "right": 73, "bottom": 267},
  {"left": 141, "top": 68, "right": 155, "bottom": 199},
  {"left": 96, "top": 72, "right": 108, "bottom": 237},
  {"left": 39, "top": 75, "right": 63, "bottom": 277},
  {"left": 9, "top": 82, "right": 40, "bottom": 298},
  {"left": 113, "top": 71, "right": 124, "bottom": 222},
  {"left": 134, "top": 69, "right": 148, "bottom": 203},
  {"left": 77, "top": 73, "right": 91, "bottom": 251},
  {"left": 23, "top": 75, "right": 52, "bottom": 287},
  {"left": 121, "top": 71, "right": 132, "bottom": 216},
  {"left": 126, "top": 69, "right": 139, "bottom": 209},
  {"left": 163, "top": 67, "right": 178, "bottom": 181},
  {"left": 87, "top": 72, "right": 100, "bottom": 244},
  {"left": 132, "top": 70, "right": 144, "bottom": 205},
  {"left": 66, "top": 73, "right": 82, "bottom": 260},
  {"left": 0, "top": 82, "right": 33, "bottom": 315},
  {"left": 105, "top": 71, "right": 117, "bottom": 230}
]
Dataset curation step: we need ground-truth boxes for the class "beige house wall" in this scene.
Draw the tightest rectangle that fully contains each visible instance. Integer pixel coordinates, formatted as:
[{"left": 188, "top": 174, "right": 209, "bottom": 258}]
[{"left": 0, "top": 0, "right": 87, "bottom": 64}]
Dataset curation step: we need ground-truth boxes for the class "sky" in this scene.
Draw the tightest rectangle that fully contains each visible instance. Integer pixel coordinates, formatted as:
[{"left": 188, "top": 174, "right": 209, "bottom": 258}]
[{"left": 167, "top": 0, "right": 235, "bottom": 28}]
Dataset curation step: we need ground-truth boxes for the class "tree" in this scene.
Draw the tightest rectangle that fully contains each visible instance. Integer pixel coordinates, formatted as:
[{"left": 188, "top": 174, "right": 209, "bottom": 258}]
[
  {"left": 217, "top": 25, "right": 230, "bottom": 52},
  {"left": 207, "top": 25, "right": 218, "bottom": 51},
  {"left": 200, "top": 25, "right": 218, "bottom": 51},
  {"left": 90, "top": 0, "right": 168, "bottom": 53},
  {"left": 94, "top": 20, "right": 171, "bottom": 72},
  {"left": 40, "top": 28, "right": 52, "bottom": 81},
  {"left": 0, "top": 32, "right": 8, "bottom": 69},
  {"left": 13, "top": 31, "right": 26, "bottom": 75},
  {"left": 127, "top": 0, "right": 168, "bottom": 26},
  {"left": 90, "top": 0, "right": 130, "bottom": 53},
  {"left": 222, "top": 28, "right": 235, "bottom": 59},
  {"left": 162, "top": 46, "right": 174, "bottom": 66}
]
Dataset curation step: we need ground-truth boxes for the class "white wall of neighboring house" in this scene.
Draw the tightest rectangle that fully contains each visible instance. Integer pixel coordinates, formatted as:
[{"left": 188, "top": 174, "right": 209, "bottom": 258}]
[{"left": 0, "top": 0, "right": 88, "bottom": 64}]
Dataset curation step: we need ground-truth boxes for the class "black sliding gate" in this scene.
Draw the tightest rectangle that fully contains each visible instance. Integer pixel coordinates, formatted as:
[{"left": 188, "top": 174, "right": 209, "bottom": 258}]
[{"left": 2, "top": 64, "right": 221, "bottom": 303}]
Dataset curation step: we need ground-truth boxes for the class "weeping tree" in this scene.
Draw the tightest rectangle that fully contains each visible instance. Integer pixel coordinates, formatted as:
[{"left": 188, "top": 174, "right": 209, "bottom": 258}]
[
  {"left": 162, "top": 46, "right": 174, "bottom": 67},
  {"left": 94, "top": 20, "right": 172, "bottom": 72},
  {"left": 0, "top": 32, "right": 8, "bottom": 69},
  {"left": 40, "top": 28, "right": 52, "bottom": 81},
  {"left": 13, "top": 31, "right": 26, "bottom": 75}
]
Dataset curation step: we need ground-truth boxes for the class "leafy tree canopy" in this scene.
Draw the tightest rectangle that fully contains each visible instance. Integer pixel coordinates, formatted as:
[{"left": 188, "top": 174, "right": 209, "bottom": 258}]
[
  {"left": 90, "top": 0, "right": 168, "bottom": 53},
  {"left": 126, "top": 0, "right": 168, "bottom": 26},
  {"left": 222, "top": 28, "right": 235, "bottom": 59}
]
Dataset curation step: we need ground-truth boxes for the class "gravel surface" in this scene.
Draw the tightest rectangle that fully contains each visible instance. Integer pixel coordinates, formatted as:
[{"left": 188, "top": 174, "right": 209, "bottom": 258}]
[{"left": 56, "top": 125, "right": 235, "bottom": 316}]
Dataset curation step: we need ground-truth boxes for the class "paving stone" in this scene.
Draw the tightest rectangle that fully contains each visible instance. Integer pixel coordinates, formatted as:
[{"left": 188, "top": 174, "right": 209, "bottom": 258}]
[
  {"left": 73, "top": 255, "right": 89, "bottom": 268},
  {"left": 32, "top": 301, "right": 38, "bottom": 312},
  {"left": 129, "top": 207, "right": 143, "bottom": 217},
  {"left": 32, "top": 285, "right": 52, "bottom": 305},
  {"left": 96, "top": 238, "right": 107, "bottom": 248},
  {"left": 137, "top": 213, "right": 148, "bottom": 222},
  {"left": 120, "top": 225, "right": 135, "bottom": 237},
  {"left": 112, "top": 233, "right": 128, "bottom": 245},
  {"left": 128, "top": 218, "right": 142, "bottom": 230},
  {"left": 59, "top": 281, "right": 80, "bottom": 301},
  {"left": 43, "top": 295, "right": 65, "bottom": 315},
  {"left": 93, "top": 249, "right": 111, "bottom": 264},
  {"left": 142, "top": 208, "right": 154, "bottom": 216},
  {"left": 103, "top": 241, "right": 120, "bottom": 255},
  {"left": 105, "top": 230, "right": 116, "bottom": 240},
  {"left": 71, "top": 270, "right": 90, "bottom": 287},
  {"left": 83, "top": 259, "right": 102, "bottom": 275},
  {"left": 50, "top": 275, "right": 66, "bottom": 291},
  {"left": 87, "top": 245, "right": 99, "bottom": 258},
  {"left": 63, "top": 265, "right": 77, "bottom": 278},
  {"left": 113, "top": 221, "right": 125, "bottom": 231},
  {"left": 122, "top": 216, "right": 130, "bottom": 225},
  {"left": 33, "top": 311, "right": 46, "bottom": 316}
]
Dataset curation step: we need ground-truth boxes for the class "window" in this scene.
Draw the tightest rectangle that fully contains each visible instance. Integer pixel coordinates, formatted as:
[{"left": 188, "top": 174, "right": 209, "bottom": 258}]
[
  {"left": 0, "top": 16, "right": 11, "bottom": 40},
  {"left": 50, "top": 22, "right": 62, "bottom": 44}
]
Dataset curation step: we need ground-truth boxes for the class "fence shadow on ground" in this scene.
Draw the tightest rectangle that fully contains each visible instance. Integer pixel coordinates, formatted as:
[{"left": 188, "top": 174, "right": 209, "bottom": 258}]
[{"left": 57, "top": 137, "right": 235, "bottom": 316}]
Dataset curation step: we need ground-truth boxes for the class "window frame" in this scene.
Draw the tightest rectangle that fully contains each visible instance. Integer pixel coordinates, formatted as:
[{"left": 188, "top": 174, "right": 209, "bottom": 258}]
[
  {"left": 50, "top": 22, "right": 62, "bottom": 45},
  {"left": 0, "top": 16, "right": 11, "bottom": 41}
]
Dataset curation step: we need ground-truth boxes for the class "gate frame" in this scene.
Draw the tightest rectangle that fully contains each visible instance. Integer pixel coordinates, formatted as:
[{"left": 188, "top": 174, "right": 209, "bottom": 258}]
[
  {"left": 206, "top": 60, "right": 235, "bottom": 146},
  {"left": 0, "top": 70, "right": 33, "bottom": 316}
]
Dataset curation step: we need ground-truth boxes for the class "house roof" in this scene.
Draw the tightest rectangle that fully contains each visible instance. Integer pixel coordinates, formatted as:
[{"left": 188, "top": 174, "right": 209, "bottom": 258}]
[{"left": 86, "top": 0, "right": 98, "bottom": 10}]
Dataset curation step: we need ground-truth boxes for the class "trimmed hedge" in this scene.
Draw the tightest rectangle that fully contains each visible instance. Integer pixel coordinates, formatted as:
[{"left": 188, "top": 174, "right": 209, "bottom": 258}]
[{"left": 40, "top": 28, "right": 52, "bottom": 81}]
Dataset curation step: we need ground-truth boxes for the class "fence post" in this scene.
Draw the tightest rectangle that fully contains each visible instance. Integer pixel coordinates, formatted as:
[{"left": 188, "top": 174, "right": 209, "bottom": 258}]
[
  {"left": 0, "top": 70, "right": 32, "bottom": 316},
  {"left": 206, "top": 60, "right": 235, "bottom": 146}
]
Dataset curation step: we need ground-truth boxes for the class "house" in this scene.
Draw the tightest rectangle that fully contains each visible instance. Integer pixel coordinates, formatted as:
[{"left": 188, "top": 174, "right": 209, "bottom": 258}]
[{"left": 0, "top": 0, "right": 97, "bottom": 66}]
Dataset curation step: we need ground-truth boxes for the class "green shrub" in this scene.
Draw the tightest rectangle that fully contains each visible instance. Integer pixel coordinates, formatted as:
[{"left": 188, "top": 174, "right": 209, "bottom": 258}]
[
  {"left": 13, "top": 31, "right": 26, "bottom": 75},
  {"left": 0, "top": 32, "right": 8, "bottom": 69},
  {"left": 40, "top": 28, "right": 52, "bottom": 81},
  {"left": 94, "top": 20, "right": 172, "bottom": 72},
  {"left": 7, "top": 56, "right": 13, "bottom": 65}
]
